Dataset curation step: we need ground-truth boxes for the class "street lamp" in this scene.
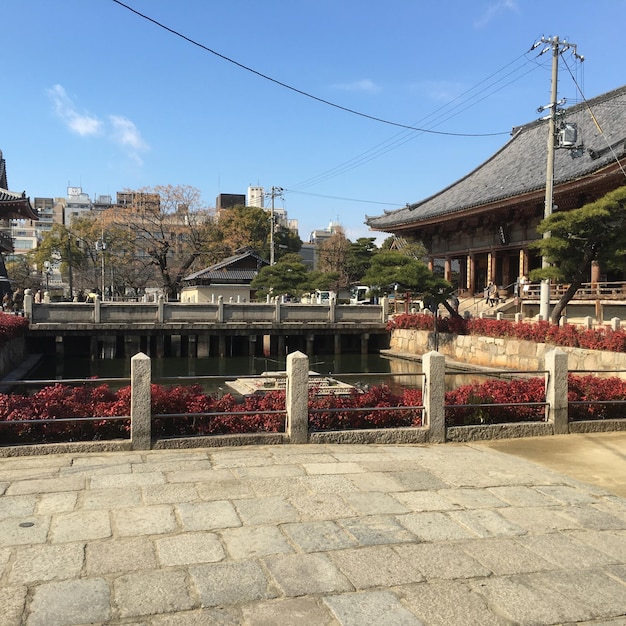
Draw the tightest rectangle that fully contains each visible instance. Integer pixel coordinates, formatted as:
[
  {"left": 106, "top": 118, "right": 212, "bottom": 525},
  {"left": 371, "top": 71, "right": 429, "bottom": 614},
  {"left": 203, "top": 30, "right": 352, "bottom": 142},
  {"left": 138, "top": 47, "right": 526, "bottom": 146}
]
[{"left": 43, "top": 260, "right": 52, "bottom": 292}]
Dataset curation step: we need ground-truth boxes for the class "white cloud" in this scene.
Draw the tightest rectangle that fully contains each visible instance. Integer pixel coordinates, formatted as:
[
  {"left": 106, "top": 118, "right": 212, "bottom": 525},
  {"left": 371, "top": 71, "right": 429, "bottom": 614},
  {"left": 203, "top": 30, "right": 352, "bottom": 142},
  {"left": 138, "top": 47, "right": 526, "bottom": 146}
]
[
  {"left": 474, "top": 0, "right": 519, "bottom": 28},
  {"left": 47, "top": 84, "right": 148, "bottom": 163},
  {"left": 110, "top": 115, "right": 147, "bottom": 150},
  {"left": 47, "top": 84, "right": 102, "bottom": 136},
  {"left": 332, "top": 79, "right": 381, "bottom": 94}
]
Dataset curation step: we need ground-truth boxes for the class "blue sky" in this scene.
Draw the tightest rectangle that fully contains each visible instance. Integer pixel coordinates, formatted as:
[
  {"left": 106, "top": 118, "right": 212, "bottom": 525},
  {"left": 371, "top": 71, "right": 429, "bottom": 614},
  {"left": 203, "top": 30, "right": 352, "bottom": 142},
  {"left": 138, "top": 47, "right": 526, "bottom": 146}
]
[{"left": 3, "top": 0, "right": 625, "bottom": 243}]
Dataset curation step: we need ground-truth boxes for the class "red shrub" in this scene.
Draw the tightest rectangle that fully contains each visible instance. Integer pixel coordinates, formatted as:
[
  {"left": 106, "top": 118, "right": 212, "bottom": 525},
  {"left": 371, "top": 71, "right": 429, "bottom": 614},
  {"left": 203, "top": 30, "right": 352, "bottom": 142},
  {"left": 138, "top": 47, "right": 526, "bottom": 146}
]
[
  {"left": 0, "top": 312, "right": 29, "bottom": 347},
  {"left": 308, "top": 385, "right": 422, "bottom": 431},
  {"left": 445, "top": 377, "right": 546, "bottom": 426},
  {"left": 567, "top": 373, "right": 626, "bottom": 420}
]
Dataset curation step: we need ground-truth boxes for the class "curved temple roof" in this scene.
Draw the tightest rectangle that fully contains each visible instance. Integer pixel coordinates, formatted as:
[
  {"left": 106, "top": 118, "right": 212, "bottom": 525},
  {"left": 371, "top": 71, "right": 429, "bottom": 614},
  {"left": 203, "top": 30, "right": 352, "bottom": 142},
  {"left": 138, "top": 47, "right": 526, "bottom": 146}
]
[
  {"left": 366, "top": 85, "right": 626, "bottom": 232},
  {"left": 0, "top": 150, "right": 38, "bottom": 221}
]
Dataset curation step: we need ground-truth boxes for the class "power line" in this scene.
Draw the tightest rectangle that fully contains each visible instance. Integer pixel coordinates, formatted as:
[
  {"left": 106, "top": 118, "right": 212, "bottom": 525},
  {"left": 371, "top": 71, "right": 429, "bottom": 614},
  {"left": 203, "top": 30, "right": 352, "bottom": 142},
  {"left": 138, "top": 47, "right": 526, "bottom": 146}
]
[
  {"left": 287, "top": 55, "right": 541, "bottom": 192},
  {"left": 110, "top": 0, "right": 509, "bottom": 138},
  {"left": 284, "top": 189, "right": 403, "bottom": 206}
]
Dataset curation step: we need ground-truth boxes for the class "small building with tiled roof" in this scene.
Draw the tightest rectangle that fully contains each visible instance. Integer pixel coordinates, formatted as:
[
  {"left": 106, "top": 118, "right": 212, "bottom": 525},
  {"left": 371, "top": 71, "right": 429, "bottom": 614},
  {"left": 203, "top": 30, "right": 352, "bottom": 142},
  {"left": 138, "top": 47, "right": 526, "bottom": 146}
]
[
  {"left": 366, "top": 85, "right": 626, "bottom": 296},
  {"left": 180, "top": 248, "right": 268, "bottom": 303}
]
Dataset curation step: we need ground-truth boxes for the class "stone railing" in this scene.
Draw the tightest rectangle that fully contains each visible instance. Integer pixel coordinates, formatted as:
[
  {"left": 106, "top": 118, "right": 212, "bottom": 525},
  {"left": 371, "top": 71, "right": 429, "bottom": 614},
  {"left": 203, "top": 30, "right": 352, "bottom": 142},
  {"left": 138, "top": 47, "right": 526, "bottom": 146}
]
[
  {"left": 23, "top": 292, "right": 388, "bottom": 326},
  {"left": 2, "top": 347, "right": 607, "bottom": 458}
]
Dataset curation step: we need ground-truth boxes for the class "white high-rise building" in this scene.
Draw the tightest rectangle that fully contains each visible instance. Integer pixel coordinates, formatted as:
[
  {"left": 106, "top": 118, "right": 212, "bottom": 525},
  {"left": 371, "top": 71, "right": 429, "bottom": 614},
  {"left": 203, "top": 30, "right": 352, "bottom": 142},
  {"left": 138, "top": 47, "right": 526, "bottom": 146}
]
[{"left": 247, "top": 186, "right": 264, "bottom": 208}]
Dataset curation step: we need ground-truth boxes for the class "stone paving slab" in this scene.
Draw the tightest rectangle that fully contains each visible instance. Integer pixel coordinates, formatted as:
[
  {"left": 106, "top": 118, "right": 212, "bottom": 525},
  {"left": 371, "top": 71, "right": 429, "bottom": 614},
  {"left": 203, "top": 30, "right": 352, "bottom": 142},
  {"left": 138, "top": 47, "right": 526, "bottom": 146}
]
[{"left": 1, "top": 442, "right": 626, "bottom": 624}]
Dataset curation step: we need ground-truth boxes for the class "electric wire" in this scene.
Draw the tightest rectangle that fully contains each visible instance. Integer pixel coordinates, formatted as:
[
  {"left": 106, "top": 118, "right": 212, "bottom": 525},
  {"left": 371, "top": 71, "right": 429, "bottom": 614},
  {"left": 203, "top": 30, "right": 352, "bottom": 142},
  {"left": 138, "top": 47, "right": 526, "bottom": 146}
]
[
  {"left": 562, "top": 56, "right": 626, "bottom": 180},
  {"left": 110, "top": 0, "right": 509, "bottom": 138},
  {"left": 286, "top": 55, "right": 542, "bottom": 193}
]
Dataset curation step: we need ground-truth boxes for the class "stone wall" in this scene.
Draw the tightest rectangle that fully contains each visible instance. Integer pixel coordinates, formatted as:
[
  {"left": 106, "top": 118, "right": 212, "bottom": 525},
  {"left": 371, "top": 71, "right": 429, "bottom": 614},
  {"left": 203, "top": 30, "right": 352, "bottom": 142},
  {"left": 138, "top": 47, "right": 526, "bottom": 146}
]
[
  {"left": 0, "top": 338, "right": 25, "bottom": 379},
  {"left": 389, "top": 328, "right": 626, "bottom": 373}
]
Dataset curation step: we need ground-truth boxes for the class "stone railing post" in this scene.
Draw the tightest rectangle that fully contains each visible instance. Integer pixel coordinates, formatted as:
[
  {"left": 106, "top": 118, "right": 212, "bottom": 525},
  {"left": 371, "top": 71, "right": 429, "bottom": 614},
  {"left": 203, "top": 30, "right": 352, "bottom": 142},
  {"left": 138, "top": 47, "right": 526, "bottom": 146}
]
[
  {"left": 422, "top": 350, "right": 446, "bottom": 443},
  {"left": 23, "top": 289, "right": 33, "bottom": 320},
  {"left": 131, "top": 352, "right": 152, "bottom": 450},
  {"left": 381, "top": 296, "right": 389, "bottom": 322},
  {"left": 545, "top": 348, "right": 568, "bottom": 435},
  {"left": 217, "top": 295, "right": 224, "bottom": 323},
  {"left": 611, "top": 317, "right": 620, "bottom": 331},
  {"left": 329, "top": 297, "right": 336, "bottom": 323},
  {"left": 94, "top": 295, "right": 101, "bottom": 324},
  {"left": 583, "top": 316, "right": 593, "bottom": 329},
  {"left": 275, "top": 297, "right": 282, "bottom": 323},
  {"left": 515, "top": 312, "right": 523, "bottom": 323},
  {"left": 157, "top": 294, "right": 165, "bottom": 323},
  {"left": 286, "top": 350, "right": 309, "bottom": 443}
]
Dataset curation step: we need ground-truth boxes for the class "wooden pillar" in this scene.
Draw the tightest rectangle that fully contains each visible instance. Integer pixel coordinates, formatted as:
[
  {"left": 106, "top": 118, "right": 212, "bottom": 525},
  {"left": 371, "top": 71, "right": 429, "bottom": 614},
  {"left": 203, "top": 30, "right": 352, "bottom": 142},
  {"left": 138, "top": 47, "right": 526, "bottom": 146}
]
[
  {"left": 360, "top": 333, "right": 369, "bottom": 355},
  {"left": 334, "top": 333, "right": 342, "bottom": 355},
  {"left": 262, "top": 334, "right": 271, "bottom": 357},
  {"left": 519, "top": 248, "right": 528, "bottom": 278},
  {"left": 467, "top": 254, "right": 475, "bottom": 294},
  {"left": 249, "top": 334, "right": 257, "bottom": 357},
  {"left": 444, "top": 256, "right": 451, "bottom": 283},
  {"left": 277, "top": 335, "right": 285, "bottom": 357},
  {"left": 487, "top": 251, "right": 494, "bottom": 284},
  {"left": 306, "top": 333, "right": 314, "bottom": 356},
  {"left": 197, "top": 334, "right": 210, "bottom": 357},
  {"left": 591, "top": 260, "right": 601, "bottom": 286},
  {"left": 156, "top": 335, "right": 165, "bottom": 359},
  {"left": 89, "top": 336, "right": 97, "bottom": 362},
  {"left": 219, "top": 334, "right": 227, "bottom": 358},
  {"left": 188, "top": 334, "right": 197, "bottom": 358}
]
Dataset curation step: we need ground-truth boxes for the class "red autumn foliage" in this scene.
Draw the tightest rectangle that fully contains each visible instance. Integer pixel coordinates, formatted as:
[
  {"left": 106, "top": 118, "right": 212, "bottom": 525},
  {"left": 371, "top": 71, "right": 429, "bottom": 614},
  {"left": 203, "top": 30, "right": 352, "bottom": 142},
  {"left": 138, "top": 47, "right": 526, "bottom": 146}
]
[
  {"left": 0, "top": 312, "right": 30, "bottom": 347},
  {"left": 1, "top": 371, "right": 626, "bottom": 444},
  {"left": 388, "top": 313, "right": 626, "bottom": 353},
  {"left": 308, "top": 385, "right": 423, "bottom": 431},
  {"left": 567, "top": 374, "right": 626, "bottom": 421},
  {"left": 445, "top": 377, "right": 546, "bottom": 426}
]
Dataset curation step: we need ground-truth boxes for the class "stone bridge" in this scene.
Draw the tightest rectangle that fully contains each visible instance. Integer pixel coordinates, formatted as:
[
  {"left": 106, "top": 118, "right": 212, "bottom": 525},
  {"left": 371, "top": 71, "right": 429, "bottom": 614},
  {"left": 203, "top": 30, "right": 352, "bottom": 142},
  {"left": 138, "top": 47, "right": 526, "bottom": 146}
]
[{"left": 23, "top": 294, "right": 390, "bottom": 360}]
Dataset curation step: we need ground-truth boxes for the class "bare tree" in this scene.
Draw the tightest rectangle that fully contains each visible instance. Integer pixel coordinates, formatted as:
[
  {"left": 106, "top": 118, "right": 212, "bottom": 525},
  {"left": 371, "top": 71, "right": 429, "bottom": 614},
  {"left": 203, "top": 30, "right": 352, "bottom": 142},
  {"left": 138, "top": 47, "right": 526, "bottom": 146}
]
[{"left": 110, "top": 185, "right": 217, "bottom": 300}]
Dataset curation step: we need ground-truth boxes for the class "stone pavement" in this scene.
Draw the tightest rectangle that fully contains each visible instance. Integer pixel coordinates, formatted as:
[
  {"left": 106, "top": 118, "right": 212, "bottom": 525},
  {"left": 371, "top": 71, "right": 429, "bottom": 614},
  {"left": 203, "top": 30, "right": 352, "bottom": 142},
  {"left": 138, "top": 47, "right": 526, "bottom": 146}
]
[{"left": 1, "top": 442, "right": 626, "bottom": 625}]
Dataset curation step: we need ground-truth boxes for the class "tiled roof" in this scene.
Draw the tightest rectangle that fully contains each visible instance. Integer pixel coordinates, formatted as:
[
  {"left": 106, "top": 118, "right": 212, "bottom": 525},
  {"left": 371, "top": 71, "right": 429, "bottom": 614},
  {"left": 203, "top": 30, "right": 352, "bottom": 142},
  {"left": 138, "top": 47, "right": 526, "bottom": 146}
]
[
  {"left": 0, "top": 150, "right": 39, "bottom": 221},
  {"left": 184, "top": 249, "right": 268, "bottom": 282},
  {"left": 189, "top": 269, "right": 259, "bottom": 283},
  {"left": 366, "top": 85, "right": 626, "bottom": 231}
]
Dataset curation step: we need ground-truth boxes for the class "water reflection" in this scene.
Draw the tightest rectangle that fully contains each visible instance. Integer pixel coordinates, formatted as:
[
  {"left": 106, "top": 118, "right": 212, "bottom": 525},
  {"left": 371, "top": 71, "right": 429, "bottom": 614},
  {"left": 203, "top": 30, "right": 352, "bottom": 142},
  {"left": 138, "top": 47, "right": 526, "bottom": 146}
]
[{"left": 31, "top": 352, "right": 501, "bottom": 394}]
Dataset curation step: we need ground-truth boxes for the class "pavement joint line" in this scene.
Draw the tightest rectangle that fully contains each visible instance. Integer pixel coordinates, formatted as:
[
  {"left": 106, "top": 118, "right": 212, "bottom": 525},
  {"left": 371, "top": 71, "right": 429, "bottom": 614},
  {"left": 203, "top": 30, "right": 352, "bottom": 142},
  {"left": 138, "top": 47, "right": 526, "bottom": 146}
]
[{"left": 0, "top": 437, "right": 626, "bottom": 624}]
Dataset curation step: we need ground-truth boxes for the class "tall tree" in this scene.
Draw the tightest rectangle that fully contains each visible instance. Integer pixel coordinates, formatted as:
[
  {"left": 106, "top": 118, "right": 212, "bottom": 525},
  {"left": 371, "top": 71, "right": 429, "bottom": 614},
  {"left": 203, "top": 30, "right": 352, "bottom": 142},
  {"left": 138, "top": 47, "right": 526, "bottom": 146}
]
[
  {"left": 317, "top": 227, "right": 350, "bottom": 290},
  {"left": 346, "top": 237, "right": 378, "bottom": 284},
  {"left": 217, "top": 205, "right": 272, "bottom": 258},
  {"left": 250, "top": 253, "right": 310, "bottom": 299},
  {"left": 111, "top": 185, "right": 216, "bottom": 300},
  {"left": 530, "top": 186, "right": 626, "bottom": 323},
  {"left": 361, "top": 250, "right": 451, "bottom": 298}
]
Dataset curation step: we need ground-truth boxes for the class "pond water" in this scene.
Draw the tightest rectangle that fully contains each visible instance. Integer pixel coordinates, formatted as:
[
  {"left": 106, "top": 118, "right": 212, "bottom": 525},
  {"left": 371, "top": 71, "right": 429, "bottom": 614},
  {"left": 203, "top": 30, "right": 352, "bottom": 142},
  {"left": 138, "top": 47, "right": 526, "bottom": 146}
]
[{"left": 29, "top": 352, "right": 496, "bottom": 395}]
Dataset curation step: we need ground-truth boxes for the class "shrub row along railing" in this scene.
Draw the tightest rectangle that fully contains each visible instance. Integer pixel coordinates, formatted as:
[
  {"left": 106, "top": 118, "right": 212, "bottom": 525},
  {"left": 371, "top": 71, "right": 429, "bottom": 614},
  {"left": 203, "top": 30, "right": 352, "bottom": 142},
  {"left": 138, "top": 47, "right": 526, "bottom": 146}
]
[{"left": 2, "top": 347, "right": 621, "bottom": 455}]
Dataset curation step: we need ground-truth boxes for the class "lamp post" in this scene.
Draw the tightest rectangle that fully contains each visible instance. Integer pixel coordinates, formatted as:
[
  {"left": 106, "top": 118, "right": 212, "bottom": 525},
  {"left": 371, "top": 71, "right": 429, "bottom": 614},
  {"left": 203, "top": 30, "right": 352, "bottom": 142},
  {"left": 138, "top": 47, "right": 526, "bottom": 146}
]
[
  {"left": 95, "top": 238, "right": 106, "bottom": 300},
  {"left": 43, "top": 260, "right": 51, "bottom": 292},
  {"left": 67, "top": 239, "right": 73, "bottom": 300}
]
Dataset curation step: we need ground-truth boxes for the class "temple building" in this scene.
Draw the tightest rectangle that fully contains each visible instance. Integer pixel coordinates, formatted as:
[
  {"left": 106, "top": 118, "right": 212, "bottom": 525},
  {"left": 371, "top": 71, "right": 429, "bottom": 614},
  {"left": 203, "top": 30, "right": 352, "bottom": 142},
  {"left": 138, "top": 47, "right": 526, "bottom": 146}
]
[
  {"left": 0, "top": 150, "right": 38, "bottom": 297},
  {"left": 366, "top": 85, "right": 626, "bottom": 296}
]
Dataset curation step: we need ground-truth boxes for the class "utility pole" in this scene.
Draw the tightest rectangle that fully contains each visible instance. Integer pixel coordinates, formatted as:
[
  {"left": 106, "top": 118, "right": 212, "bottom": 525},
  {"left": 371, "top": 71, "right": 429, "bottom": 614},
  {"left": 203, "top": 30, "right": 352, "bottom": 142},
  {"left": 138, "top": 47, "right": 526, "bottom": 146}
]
[
  {"left": 268, "top": 186, "right": 283, "bottom": 265},
  {"left": 535, "top": 36, "right": 583, "bottom": 321}
]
